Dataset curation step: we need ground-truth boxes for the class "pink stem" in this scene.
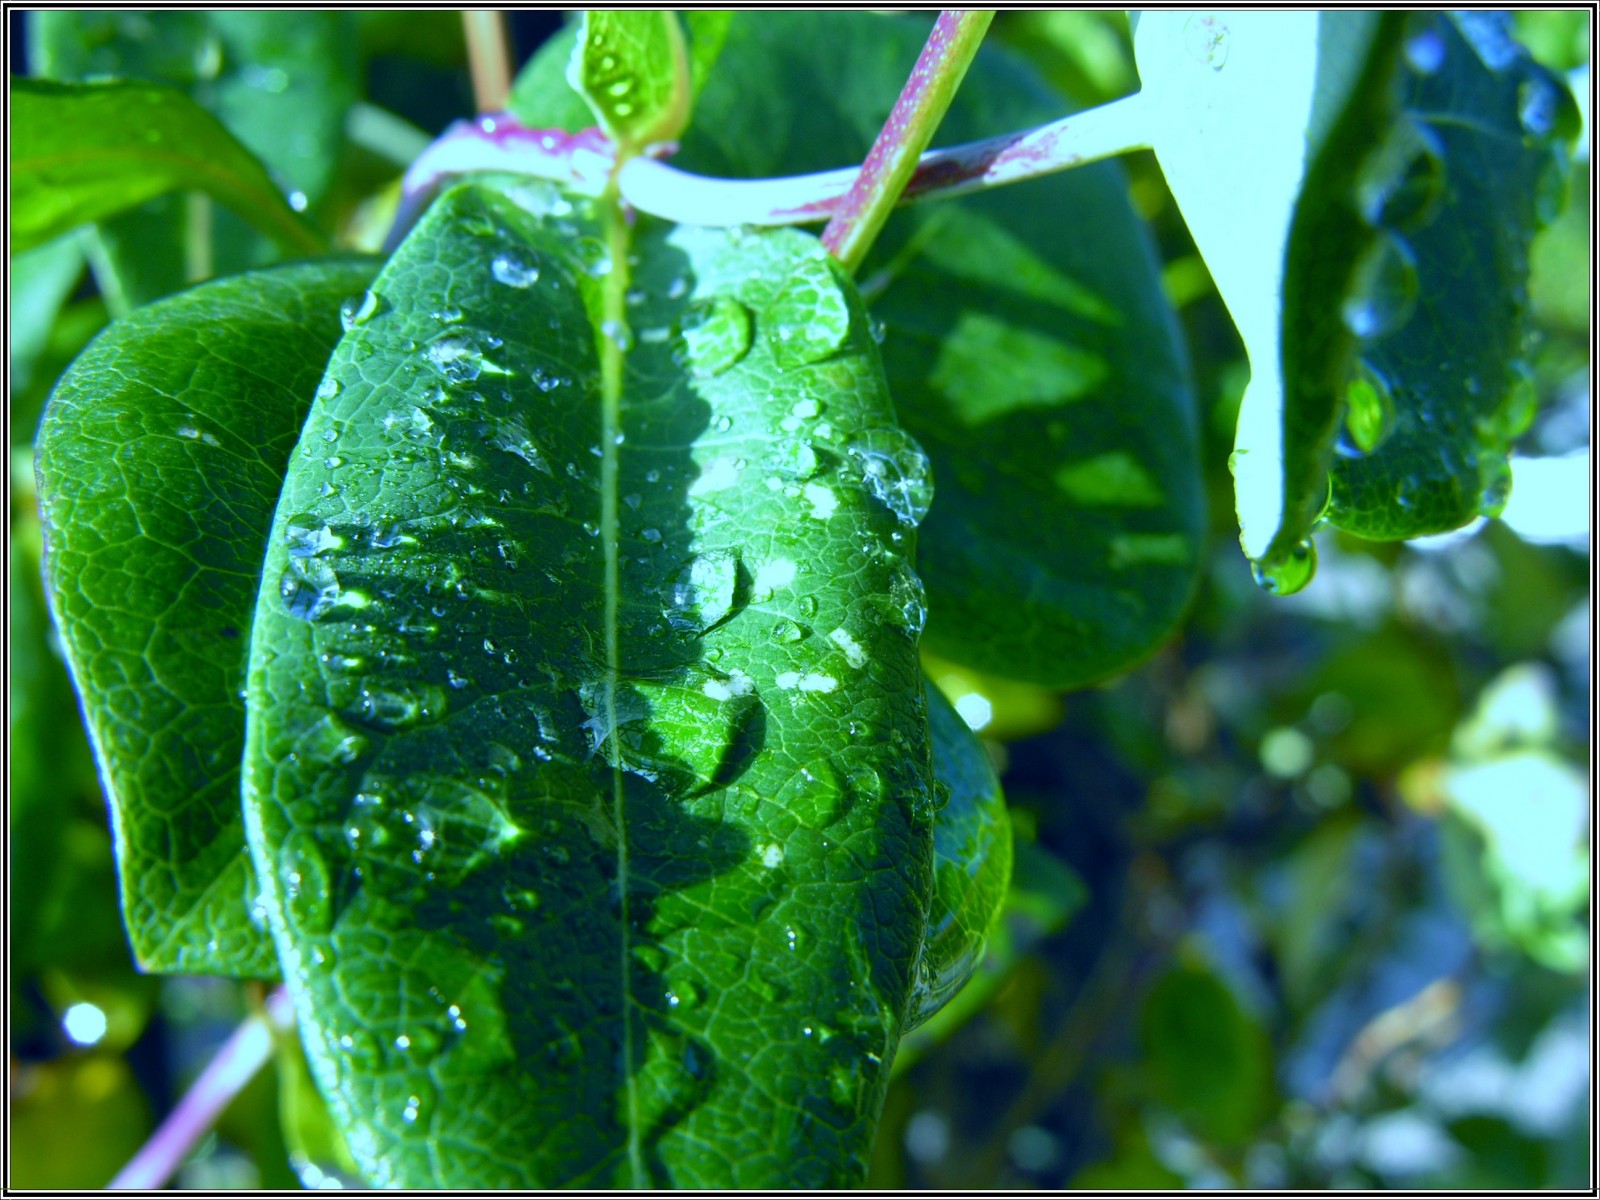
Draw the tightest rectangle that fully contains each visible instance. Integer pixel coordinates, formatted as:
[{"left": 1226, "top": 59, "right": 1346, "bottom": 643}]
[{"left": 108, "top": 987, "right": 296, "bottom": 1190}]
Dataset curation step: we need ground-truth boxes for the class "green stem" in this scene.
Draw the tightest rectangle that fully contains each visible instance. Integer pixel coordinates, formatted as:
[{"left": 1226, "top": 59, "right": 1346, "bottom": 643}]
[{"left": 820, "top": 10, "right": 994, "bottom": 273}]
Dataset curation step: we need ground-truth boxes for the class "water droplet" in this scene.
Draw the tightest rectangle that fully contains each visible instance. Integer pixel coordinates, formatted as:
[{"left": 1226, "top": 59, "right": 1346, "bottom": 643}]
[
  {"left": 665, "top": 549, "right": 741, "bottom": 633},
  {"left": 640, "top": 527, "right": 661, "bottom": 543},
  {"left": 425, "top": 331, "right": 503, "bottom": 384},
  {"left": 1341, "top": 232, "right": 1419, "bottom": 340},
  {"left": 284, "top": 512, "right": 342, "bottom": 558},
  {"left": 1477, "top": 454, "right": 1513, "bottom": 517},
  {"left": 601, "top": 319, "right": 633, "bottom": 352},
  {"left": 1496, "top": 361, "right": 1539, "bottom": 441},
  {"left": 878, "top": 557, "right": 927, "bottom": 638},
  {"left": 1251, "top": 538, "right": 1317, "bottom": 596},
  {"left": 678, "top": 296, "right": 753, "bottom": 376},
  {"left": 315, "top": 376, "right": 342, "bottom": 402},
  {"left": 1403, "top": 26, "right": 1446, "bottom": 75},
  {"left": 279, "top": 558, "right": 341, "bottom": 621},
  {"left": 338, "top": 1029, "right": 383, "bottom": 1067},
  {"left": 490, "top": 252, "right": 540, "bottom": 288},
  {"left": 764, "top": 258, "right": 852, "bottom": 367},
  {"left": 770, "top": 618, "right": 809, "bottom": 644},
  {"left": 1356, "top": 118, "right": 1446, "bottom": 232},
  {"left": 848, "top": 429, "right": 934, "bottom": 527},
  {"left": 351, "top": 683, "right": 448, "bottom": 731},
  {"left": 1338, "top": 359, "right": 1398, "bottom": 456},
  {"left": 278, "top": 833, "right": 331, "bottom": 934},
  {"left": 771, "top": 437, "right": 821, "bottom": 481},
  {"left": 340, "top": 290, "right": 379, "bottom": 330}
]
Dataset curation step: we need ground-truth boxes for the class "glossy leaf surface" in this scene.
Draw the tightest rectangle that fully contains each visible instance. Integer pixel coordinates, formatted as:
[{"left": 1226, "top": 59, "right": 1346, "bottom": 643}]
[
  {"left": 1325, "top": 13, "right": 1580, "bottom": 537},
  {"left": 513, "top": 12, "right": 1204, "bottom": 688},
  {"left": 11, "top": 78, "right": 323, "bottom": 256},
  {"left": 1134, "top": 11, "right": 1397, "bottom": 577},
  {"left": 34, "top": 258, "right": 379, "bottom": 976},
  {"left": 243, "top": 181, "right": 936, "bottom": 1188},
  {"left": 567, "top": 11, "right": 689, "bottom": 150},
  {"left": 907, "top": 683, "right": 1012, "bottom": 1030}
]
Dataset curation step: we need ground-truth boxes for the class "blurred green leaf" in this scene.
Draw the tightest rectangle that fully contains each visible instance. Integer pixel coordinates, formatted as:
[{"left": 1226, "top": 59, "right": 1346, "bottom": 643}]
[
  {"left": 11, "top": 78, "right": 324, "bottom": 255},
  {"left": 9, "top": 234, "right": 86, "bottom": 395},
  {"left": 1139, "top": 958, "right": 1272, "bottom": 1145},
  {"left": 11, "top": 1057, "right": 153, "bottom": 1189}
]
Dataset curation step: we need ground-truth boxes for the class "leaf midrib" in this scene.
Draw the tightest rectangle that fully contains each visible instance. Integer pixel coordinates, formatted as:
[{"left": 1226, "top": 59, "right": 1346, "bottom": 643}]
[{"left": 596, "top": 191, "right": 645, "bottom": 1186}]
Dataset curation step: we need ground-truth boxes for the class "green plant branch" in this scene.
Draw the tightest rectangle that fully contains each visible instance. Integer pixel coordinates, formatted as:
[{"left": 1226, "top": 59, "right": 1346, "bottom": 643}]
[
  {"left": 820, "top": 10, "right": 994, "bottom": 273},
  {"left": 108, "top": 987, "right": 296, "bottom": 1190},
  {"left": 463, "top": 10, "right": 513, "bottom": 113}
]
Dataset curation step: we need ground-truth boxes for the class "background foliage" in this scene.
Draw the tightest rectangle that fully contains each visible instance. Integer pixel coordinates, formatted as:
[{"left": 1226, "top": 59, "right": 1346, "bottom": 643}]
[{"left": 9, "top": 10, "right": 1591, "bottom": 1189}]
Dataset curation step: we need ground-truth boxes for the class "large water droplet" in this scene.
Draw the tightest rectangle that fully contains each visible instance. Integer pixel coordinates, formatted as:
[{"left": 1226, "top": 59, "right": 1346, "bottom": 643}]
[
  {"left": 425, "top": 331, "right": 505, "bottom": 384},
  {"left": 351, "top": 683, "right": 448, "bottom": 731},
  {"left": 285, "top": 512, "right": 342, "bottom": 558},
  {"left": 1477, "top": 454, "right": 1513, "bottom": 518},
  {"left": 1341, "top": 233, "right": 1420, "bottom": 340},
  {"left": 278, "top": 833, "right": 332, "bottom": 935},
  {"left": 764, "top": 259, "right": 852, "bottom": 367},
  {"left": 280, "top": 558, "right": 341, "bottom": 621},
  {"left": 678, "top": 296, "right": 753, "bottom": 376},
  {"left": 340, "top": 290, "right": 380, "bottom": 330},
  {"left": 848, "top": 429, "right": 934, "bottom": 527},
  {"left": 1251, "top": 538, "right": 1317, "bottom": 596},
  {"left": 1497, "top": 361, "right": 1539, "bottom": 441},
  {"left": 880, "top": 557, "right": 928, "bottom": 638},
  {"left": 1356, "top": 118, "right": 1446, "bottom": 233},
  {"left": 665, "top": 549, "right": 742, "bottom": 633},
  {"left": 1403, "top": 26, "right": 1446, "bottom": 75},
  {"left": 1338, "top": 359, "right": 1398, "bottom": 456},
  {"left": 490, "top": 252, "right": 540, "bottom": 288}
]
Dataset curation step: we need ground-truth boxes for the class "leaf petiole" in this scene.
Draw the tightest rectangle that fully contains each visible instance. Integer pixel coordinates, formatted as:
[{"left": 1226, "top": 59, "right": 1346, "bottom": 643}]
[
  {"left": 108, "top": 987, "right": 295, "bottom": 1190},
  {"left": 820, "top": 10, "right": 995, "bottom": 272}
]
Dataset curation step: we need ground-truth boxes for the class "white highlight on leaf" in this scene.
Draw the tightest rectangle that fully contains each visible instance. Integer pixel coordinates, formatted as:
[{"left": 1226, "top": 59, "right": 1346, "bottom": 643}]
[
  {"left": 775, "top": 671, "right": 839, "bottom": 693},
  {"left": 803, "top": 482, "right": 838, "bottom": 519},
  {"left": 828, "top": 627, "right": 868, "bottom": 669}
]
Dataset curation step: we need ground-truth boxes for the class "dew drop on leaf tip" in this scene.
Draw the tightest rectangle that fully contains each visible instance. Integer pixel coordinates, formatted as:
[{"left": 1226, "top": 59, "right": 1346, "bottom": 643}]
[{"left": 1250, "top": 538, "right": 1317, "bottom": 596}]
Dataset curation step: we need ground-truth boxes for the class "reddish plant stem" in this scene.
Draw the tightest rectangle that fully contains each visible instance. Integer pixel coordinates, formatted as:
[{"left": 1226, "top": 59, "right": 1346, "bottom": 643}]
[
  {"left": 820, "top": 10, "right": 994, "bottom": 273},
  {"left": 464, "top": 10, "right": 513, "bottom": 114},
  {"left": 108, "top": 987, "right": 295, "bottom": 1190}
]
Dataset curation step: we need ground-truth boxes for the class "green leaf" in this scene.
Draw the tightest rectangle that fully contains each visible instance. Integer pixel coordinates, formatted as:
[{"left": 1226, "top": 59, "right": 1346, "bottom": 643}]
[
  {"left": 682, "top": 11, "right": 734, "bottom": 98},
  {"left": 907, "top": 680, "right": 1012, "bottom": 1030},
  {"left": 11, "top": 78, "right": 324, "bottom": 256},
  {"left": 34, "top": 256, "right": 380, "bottom": 976},
  {"left": 1325, "top": 13, "right": 1581, "bottom": 538},
  {"left": 242, "top": 180, "right": 936, "bottom": 1188},
  {"left": 567, "top": 11, "right": 690, "bottom": 150},
  {"left": 1134, "top": 11, "right": 1400, "bottom": 584},
  {"left": 1139, "top": 958, "right": 1272, "bottom": 1145},
  {"left": 518, "top": 12, "right": 1205, "bottom": 687},
  {"left": 9, "top": 234, "right": 86, "bottom": 395},
  {"left": 29, "top": 11, "right": 357, "bottom": 299}
]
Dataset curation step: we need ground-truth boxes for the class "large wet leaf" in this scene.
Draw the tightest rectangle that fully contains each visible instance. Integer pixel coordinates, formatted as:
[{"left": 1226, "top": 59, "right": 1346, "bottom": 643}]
[
  {"left": 12, "top": 78, "right": 323, "bottom": 256},
  {"left": 1133, "top": 10, "right": 1400, "bottom": 585},
  {"left": 1324, "top": 13, "right": 1581, "bottom": 538},
  {"left": 34, "top": 257, "right": 379, "bottom": 976},
  {"left": 512, "top": 11, "right": 1203, "bottom": 689},
  {"left": 1135, "top": 12, "right": 1576, "bottom": 585},
  {"left": 242, "top": 180, "right": 937, "bottom": 1188},
  {"left": 907, "top": 683, "right": 1011, "bottom": 1031}
]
